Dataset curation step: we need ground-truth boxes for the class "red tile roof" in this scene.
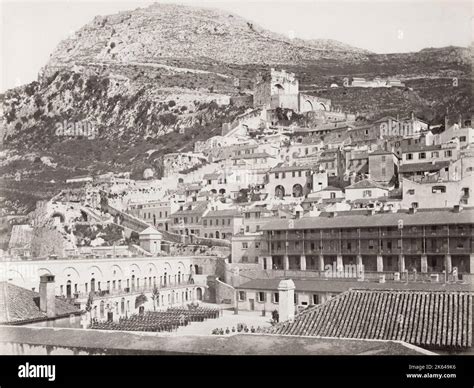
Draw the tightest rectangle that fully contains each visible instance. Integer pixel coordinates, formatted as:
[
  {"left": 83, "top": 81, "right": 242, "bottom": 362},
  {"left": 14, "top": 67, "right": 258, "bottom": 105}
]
[{"left": 266, "top": 289, "right": 473, "bottom": 349}]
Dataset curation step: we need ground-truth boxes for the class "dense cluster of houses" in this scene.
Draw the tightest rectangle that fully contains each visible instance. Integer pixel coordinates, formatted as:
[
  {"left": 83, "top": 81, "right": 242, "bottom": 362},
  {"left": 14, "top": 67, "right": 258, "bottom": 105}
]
[{"left": 2, "top": 69, "right": 473, "bottom": 353}]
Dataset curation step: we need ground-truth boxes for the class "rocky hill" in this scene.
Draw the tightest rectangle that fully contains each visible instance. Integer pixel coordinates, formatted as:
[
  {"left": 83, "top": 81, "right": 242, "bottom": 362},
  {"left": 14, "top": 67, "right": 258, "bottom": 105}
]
[{"left": 44, "top": 3, "right": 369, "bottom": 71}]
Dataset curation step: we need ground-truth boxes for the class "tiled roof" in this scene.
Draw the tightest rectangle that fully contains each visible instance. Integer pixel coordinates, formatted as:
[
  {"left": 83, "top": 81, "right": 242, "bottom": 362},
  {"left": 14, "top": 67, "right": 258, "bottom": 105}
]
[
  {"left": 369, "top": 149, "right": 396, "bottom": 156},
  {"left": 346, "top": 179, "right": 388, "bottom": 190},
  {"left": 402, "top": 144, "right": 444, "bottom": 153},
  {"left": 171, "top": 201, "right": 208, "bottom": 216},
  {"left": 0, "top": 282, "right": 80, "bottom": 324},
  {"left": 270, "top": 164, "right": 313, "bottom": 173},
  {"left": 262, "top": 208, "right": 474, "bottom": 230},
  {"left": 319, "top": 185, "right": 343, "bottom": 192},
  {"left": 139, "top": 226, "right": 162, "bottom": 236},
  {"left": 237, "top": 278, "right": 471, "bottom": 293},
  {"left": 399, "top": 161, "right": 450, "bottom": 173},
  {"left": 203, "top": 173, "right": 221, "bottom": 180},
  {"left": 265, "top": 289, "right": 473, "bottom": 348},
  {"left": 230, "top": 152, "right": 273, "bottom": 160},
  {"left": 204, "top": 209, "right": 242, "bottom": 218}
]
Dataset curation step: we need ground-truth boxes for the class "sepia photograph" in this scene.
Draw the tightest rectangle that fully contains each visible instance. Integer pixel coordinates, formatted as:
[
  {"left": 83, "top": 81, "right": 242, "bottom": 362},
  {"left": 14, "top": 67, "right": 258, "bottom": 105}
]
[{"left": 0, "top": 0, "right": 472, "bottom": 384}]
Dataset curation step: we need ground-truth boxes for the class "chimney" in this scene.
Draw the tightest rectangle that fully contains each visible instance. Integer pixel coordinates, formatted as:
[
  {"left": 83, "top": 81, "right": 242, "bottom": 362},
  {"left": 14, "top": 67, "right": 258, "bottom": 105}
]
[
  {"left": 278, "top": 279, "right": 295, "bottom": 322},
  {"left": 458, "top": 114, "right": 462, "bottom": 127},
  {"left": 445, "top": 115, "right": 449, "bottom": 129},
  {"left": 39, "top": 274, "right": 56, "bottom": 318}
]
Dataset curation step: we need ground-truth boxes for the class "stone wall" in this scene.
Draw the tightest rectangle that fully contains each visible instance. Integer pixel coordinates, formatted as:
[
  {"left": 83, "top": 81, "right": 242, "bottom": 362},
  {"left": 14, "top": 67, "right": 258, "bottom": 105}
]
[
  {"left": 215, "top": 278, "right": 235, "bottom": 305},
  {"left": 230, "top": 95, "right": 253, "bottom": 108}
]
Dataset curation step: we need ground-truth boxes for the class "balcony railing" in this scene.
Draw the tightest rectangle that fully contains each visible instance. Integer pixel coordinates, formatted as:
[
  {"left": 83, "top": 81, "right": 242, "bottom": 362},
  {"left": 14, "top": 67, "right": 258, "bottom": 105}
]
[{"left": 72, "top": 280, "right": 196, "bottom": 300}]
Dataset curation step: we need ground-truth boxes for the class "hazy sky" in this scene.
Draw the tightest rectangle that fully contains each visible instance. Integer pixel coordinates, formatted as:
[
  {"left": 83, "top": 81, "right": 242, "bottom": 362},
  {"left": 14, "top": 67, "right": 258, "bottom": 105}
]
[{"left": 1, "top": 0, "right": 472, "bottom": 92}]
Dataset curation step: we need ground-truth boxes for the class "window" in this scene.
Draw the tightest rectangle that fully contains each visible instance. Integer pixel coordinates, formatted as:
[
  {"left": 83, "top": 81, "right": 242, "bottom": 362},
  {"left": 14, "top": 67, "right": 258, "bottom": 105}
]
[
  {"left": 330, "top": 192, "right": 336, "bottom": 199},
  {"left": 432, "top": 185, "right": 446, "bottom": 194},
  {"left": 363, "top": 190, "right": 372, "bottom": 198},
  {"left": 381, "top": 167, "right": 386, "bottom": 177},
  {"left": 282, "top": 172, "right": 286, "bottom": 179},
  {"left": 257, "top": 292, "right": 266, "bottom": 303},
  {"left": 312, "top": 294, "right": 319, "bottom": 304},
  {"left": 369, "top": 240, "right": 375, "bottom": 249},
  {"left": 431, "top": 151, "right": 439, "bottom": 158},
  {"left": 460, "top": 136, "right": 467, "bottom": 142},
  {"left": 445, "top": 150, "right": 452, "bottom": 157},
  {"left": 242, "top": 242, "right": 248, "bottom": 249},
  {"left": 419, "top": 152, "right": 426, "bottom": 159},
  {"left": 381, "top": 155, "right": 386, "bottom": 162},
  {"left": 273, "top": 293, "right": 279, "bottom": 303},
  {"left": 255, "top": 242, "right": 260, "bottom": 249},
  {"left": 406, "top": 153, "right": 413, "bottom": 160},
  {"left": 411, "top": 202, "right": 419, "bottom": 208},
  {"left": 203, "top": 220, "right": 207, "bottom": 226},
  {"left": 407, "top": 189, "right": 415, "bottom": 195},
  {"left": 275, "top": 173, "right": 279, "bottom": 179}
]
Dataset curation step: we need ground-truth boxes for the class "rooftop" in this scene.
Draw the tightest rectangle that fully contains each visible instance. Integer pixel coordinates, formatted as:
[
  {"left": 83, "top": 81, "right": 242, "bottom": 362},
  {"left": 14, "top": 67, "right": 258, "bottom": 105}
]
[
  {"left": 346, "top": 179, "right": 388, "bottom": 190},
  {"left": 399, "top": 161, "right": 450, "bottom": 174},
  {"left": 270, "top": 164, "right": 313, "bottom": 173},
  {"left": 171, "top": 201, "right": 208, "bottom": 216},
  {"left": 262, "top": 207, "right": 474, "bottom": 230},
  {"left": 237, "top": 278, "right": 471, "bottom": 293},
  {"left": 231, "top": 152, "right": 273, "bottom": 160},
  {"left": 0, "top": 282, "right": 80, "bottom": 324},
  {"left": 265, "top": 289, "right": 473, "bottom": 349},
  {"left": 203, "top": 209, "right": 242, "bottom": 218}
]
